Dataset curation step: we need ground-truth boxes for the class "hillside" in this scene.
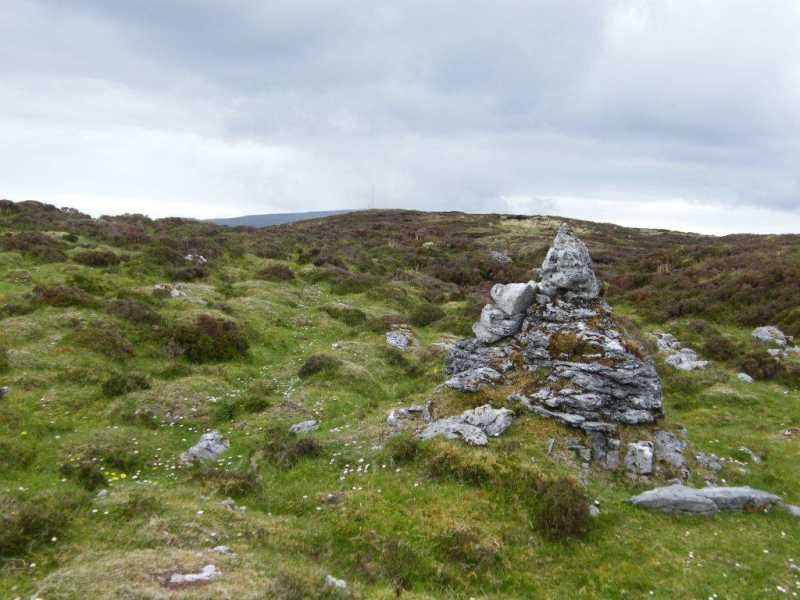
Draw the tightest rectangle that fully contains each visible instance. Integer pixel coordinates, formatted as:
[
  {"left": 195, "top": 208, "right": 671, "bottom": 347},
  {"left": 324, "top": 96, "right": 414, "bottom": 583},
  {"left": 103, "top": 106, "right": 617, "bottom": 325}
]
[
  {"left": 209, "top": 210, "right": 354, "bottom": 228},
  {"left": 0, "top": 199, "right": 799, "bottom": 599}
]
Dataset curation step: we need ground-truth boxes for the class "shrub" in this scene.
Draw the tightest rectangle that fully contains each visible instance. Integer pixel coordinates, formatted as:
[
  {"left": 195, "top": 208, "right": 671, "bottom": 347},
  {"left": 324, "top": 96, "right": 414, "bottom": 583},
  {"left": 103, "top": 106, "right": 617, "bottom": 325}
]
[
  {"left": 108, "top": 299, "right": 162, "bottom": 325},
  {"left": 0, "top": 346, "right": 8, "bottom": 373},
  {"left": 322, "top": 304, "right": 367, "bottom": 326},
  {"left": 258, "top": 264, "right": 295, "bottom": 282},
  {"left": 532, "top": 477, "right": 590, "bottom": 541},
  {"left": 0, "top": 439, "right": 36, "bottom": 473},
  {"left": 66, "top": 272, "right": 107, "bottom": 296},
  {"left": 62, "top": 232, "right": 79, "bottom": 243},
  {"left": 170, "top": 315, "right": 249, "bottom": 362},
  {"left": 32, "top": 285, "right": 92, "bottom": 307},
  {"left": 101, "top": 372, "right": 151, "bottom": 398},
  {"left": 64, "top": 323, "right": 135, "bottom": 361},
  {"left": 191, "top": 464, "right": 261, "bottom": 498},
  {"left": 433, "top": 526, "right": 501, "bottom": 571},
  {"left": 172, "top": 265, "right": 208, "bottom": 281},
  {"left": 262, "top": 426, "right": 322, "bottom": 468},
  {"left": 116, "top": 491, "right": 163, "bottom": 520},
  {"left": 702, "top": 331, "right": 740, "bottom": 361},
  {"left": 426, "top": 443, "right": 497, "bottom": 486},
  {"left": 366, "top": 314, "right": 407, "bottom": 333},
  {"left": 382, "top": 432, "right": 420, "bottom": 465},
  {"left": 0, "top": 232, "right": 67, "bottom": 262},
  {"left": 409, "top": 302, "right": 445, "bottom": 327},
  {"left": 0, "top": 489, "right": 88, "bottom": 556},
  {"left": 738, "top": 350, "right": 782, "bottom": 381},
  {"left": 298, "top": 354, "right": 341, "bottom": 378},
  {"left": 58, "top": 460, "right": 108, "bottom": 491},
  {"left": 73, "top": 249, "right": 121, "bottom": 267}
]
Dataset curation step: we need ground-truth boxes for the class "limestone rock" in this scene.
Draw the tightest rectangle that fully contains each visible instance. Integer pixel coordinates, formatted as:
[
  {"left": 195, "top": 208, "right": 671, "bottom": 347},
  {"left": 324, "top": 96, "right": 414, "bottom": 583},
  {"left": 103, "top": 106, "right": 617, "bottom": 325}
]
[
  {"left": 537, "top": 224, "right": 600, "bottom": 301},
  {"left": 665, "top": 348, "right": 710, "bottom": 371},
  {"left": 153, "top": 283, "right": 187, "bottom": 299},
  {"left": 445, "top": 366, "right": 502, "bottom": 393},
  {"left": 289, "top": 420, "right": 319, "bottom": 434},
  {"left": 737, "top": 372, "right": 754, "bottom": 384},
  {"left": 785, "top": 504, "right": 800, "bottom": 519},
  {"left": 589, "top": 505, "right": 601, "bottom": 518},
  {"left": 445, "top": 339, "right": 513, "bottom": 376},
  {"left": 490, "top": 282, "right": 535, "bottom": 316},
  {"left": 386, "top": 403, "right": 430, "bottom": 427},
  {"left": 419, "top": 404, "right": 513, "bottom": 446},
  {"left": 625, "top": 441, "right": 654, "bottom": 476},
  {"left": 473, "top": 304, "right": 524, "bottom": 343},
  {"left": 630, "top": 484, "right": 780, "bottom": 515},
  {"left": 653, "top": 430, "right": 689, "bottom": 479},
  {"left": 0, "top": 386, "right": 8, "bottom": 399},
  {"left": 752, "top": 325, "right": 789, "bottom": 346},
  {"left": 180, "top": 431, "right": 229, "bottom": 463},
  {"left": 695, "top": 452, "right": 723, "bottom": 473},
  {"left": 488, "top": 250, "right": 512, "bottom": 265},
  {"left": 589, "top": 432, "right": 621, "bottom": 470},
  {"left": 168, "top": 564, "right": 221, "bottom": 586},
  {"left": 629, "top": 484, "right": 718, "bottom": 516},
  {"left": 386, "top": 327, "right": 415, "bottom": 351},
  {"left": 325, "top": 575, "right": 348, "bottom": 591}
]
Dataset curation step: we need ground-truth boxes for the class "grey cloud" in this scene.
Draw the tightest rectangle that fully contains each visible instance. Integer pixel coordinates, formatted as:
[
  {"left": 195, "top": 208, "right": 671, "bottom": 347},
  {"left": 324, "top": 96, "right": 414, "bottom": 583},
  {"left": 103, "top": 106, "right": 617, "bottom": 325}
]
[{"left": 0, "top": 0, "right": 799, "bottom": 231}]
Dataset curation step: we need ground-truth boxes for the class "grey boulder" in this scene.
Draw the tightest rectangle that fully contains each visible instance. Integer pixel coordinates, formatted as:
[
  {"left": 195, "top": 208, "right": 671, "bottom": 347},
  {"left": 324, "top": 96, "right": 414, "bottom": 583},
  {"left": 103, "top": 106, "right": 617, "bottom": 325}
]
[
  {"left": 737, "top": 372, "right": 754, "bottom": 384},
  {"left": 445, "top": 366, "right": 502, "bottom": 393},
  {"left": 630, "top": 484, "right": 781, "bottom": 516},
  {"left": 419, "top": 404, "right": 513, "bottom": 446},
  {"left": 386, "top": 327, "right": 415, "bottom": 351},
  {"left": 625, "top": 441, "right": 654, "bottom": 476},
  {"left": 664, "top": 348, "right": 709, "bottom": 371},
  {"left": 180, "top": 431, "right": 230, "bottom": 463},
  {"left": 653, "top": 430, "right": 689, "bottom": 479},
  {"left": 752, "top": 325, "right": 789, "bottom": 346},
  {"left": 289, "top": 420, "right": 319, "bottom": 434},
  {"left": 785, "top": 504, "right": 800, "bottom": 519},
  {"left": 490, "top": 282, "right": 535, "bottom": 316},
  {"left": 473, "top": 304, "right": 524, "bottom": 343},
  {"left": 537, "top": 224, "right": 600, "bottom": 301}
]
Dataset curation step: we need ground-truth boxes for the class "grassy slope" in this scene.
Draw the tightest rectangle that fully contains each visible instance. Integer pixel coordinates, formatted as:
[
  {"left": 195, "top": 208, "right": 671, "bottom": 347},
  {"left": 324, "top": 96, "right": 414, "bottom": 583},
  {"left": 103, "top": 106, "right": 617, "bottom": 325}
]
[{"left": 0, "top": 204, "right": 798, "bottom": 599}]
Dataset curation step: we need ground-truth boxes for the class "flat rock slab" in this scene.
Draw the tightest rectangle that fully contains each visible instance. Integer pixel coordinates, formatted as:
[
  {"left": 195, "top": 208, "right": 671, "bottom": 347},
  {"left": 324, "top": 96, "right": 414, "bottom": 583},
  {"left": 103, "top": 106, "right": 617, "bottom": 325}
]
[
  {"left": 630, "top": 484, "right": 780, "bottom": 516},
  {"left": 180, "top": 431, "right": 229, "bottom": 463},
  {"left": 445, "top": 366, "right": 502, "bottom": 393},
  {"left": 168, "top": 564, "right": 221, "bottom": 586},
  {"left": 289, "top": 419, "right": 320, "bottom": 433},
  {"left": 419, "top": 404, "right": 513, "bottom": 446}
]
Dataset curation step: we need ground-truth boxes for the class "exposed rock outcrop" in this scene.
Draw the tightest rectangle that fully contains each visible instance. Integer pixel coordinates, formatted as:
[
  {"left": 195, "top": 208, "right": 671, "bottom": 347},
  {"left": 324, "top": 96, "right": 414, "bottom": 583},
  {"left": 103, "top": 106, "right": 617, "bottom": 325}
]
[
  {"left": 537, "top": 224, "right": 600, "bottom": 301},
  {"left": 653, "top": 332, "right": 709, "bottom": 371},
  {"left": 289, "top": 420, "right": 319, "bottom": 433},
  {"left": 180, "top": 431, "right": 229, "bottom": 463},
  {"left": 630, "top": 484, "right": 780, "bottom": 516},
  {"left": 752, "top": 325, "right": 790, "bottom": 346},
  {"left": 445, "top": 224, "right": 663, "bottom": 438},
  {"left": 419, "top": 404, "right": 513, "bottom": 446},
  {"left": 386, "top": 327, "right": 416, "bottom": 351}
]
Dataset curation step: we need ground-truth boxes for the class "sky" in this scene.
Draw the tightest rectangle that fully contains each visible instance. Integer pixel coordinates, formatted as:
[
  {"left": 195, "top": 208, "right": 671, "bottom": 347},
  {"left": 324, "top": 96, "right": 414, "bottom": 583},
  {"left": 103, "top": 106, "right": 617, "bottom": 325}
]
[{"left": 1, "top": 1, "right": 799, "bottom": 234}]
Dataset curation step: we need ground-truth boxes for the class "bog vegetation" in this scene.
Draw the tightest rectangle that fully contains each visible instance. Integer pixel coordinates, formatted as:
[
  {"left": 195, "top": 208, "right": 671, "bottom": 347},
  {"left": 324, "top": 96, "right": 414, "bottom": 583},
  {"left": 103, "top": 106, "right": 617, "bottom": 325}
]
[{"left": 0, "top": 199, "right": 798, "bottom": 599}]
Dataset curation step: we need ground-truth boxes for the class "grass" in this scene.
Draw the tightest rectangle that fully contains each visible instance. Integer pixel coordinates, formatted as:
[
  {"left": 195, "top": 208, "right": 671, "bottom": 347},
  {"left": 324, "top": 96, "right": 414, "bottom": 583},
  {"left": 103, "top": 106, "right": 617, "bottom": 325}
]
[{"left": 0, "top": 202, "right": 798, "bottom": 599}]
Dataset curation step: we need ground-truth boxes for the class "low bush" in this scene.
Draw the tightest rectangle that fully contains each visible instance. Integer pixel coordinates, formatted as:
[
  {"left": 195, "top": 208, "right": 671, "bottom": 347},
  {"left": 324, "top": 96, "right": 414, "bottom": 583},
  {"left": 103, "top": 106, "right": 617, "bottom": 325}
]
[
  {"left": 322, "top": 304, "right": 367, "bottom": 326},
  {"left": 73, "top": 249, "right": 121, "bottom": 267},
  {"left": 191, "top": 464, "right": 261, "bottom": 498},
  {"left": 0, "top": 489, "right": 88, "bottom": 556},
  {"left": 433, "top": 526, "right": 501, "bottom": 571},
  {"left": 64, "top": 323, "right": 135, "bottom": 361},
  {"left": 426, "top": 443, "right": 497, "bottom": 486},
  {"left": 702, "top": 331, "right": 740, "bottom": 361},
  {"left": 170, "top": 314, "right": 249, "bottom": 362},
  {"left": 66, "top": 272, "right": 107, "bottom": 296},
  {"left": 298, "top": 354, "right": 341, "bottom": 378},
  {"left": 58, "top": 460, "right": 108, "bottom": 491},
  {"left": 172, "top": 265, "right": 208, "bottom": 281},
  {"left": 0, "top": 439, "right": 36, "bottom": 473},
  {"left": 262, "top": 426, "right": 322, "bottom": 468},
  {"left": 0, "top": 231, "right": 67, "bottom": 262},
  {"left": 108, "top": 298, "right": 162, "bottom": 325},
  {"left": 116, "top": 491, "right": 163, "bottom": 520},
  {"left": 0, "top": 346, "right": 8, "bottom": 373},
  {"left": 532, "top": 477, "right": 590, "bottom": 541},
  {"left": 738, "top": 350, "right": 782, "bottom": 381},
  {"left": 101, "top": 372, "right": 151, "bottom": 397},
  {"left": 32, "top": 285, "right": 93, "bottom": 307},
  {"left": 382, "top": 432, "right": 420, "bottom": 465},
  {"left": 366, "top": 314, "right": 407, "bottom": 333},
  {"left": 409, "top": 302, "right": 445, "bottom": 327},
  {"left": 258, "top": 264, "right": 295, "bottom": 282}
]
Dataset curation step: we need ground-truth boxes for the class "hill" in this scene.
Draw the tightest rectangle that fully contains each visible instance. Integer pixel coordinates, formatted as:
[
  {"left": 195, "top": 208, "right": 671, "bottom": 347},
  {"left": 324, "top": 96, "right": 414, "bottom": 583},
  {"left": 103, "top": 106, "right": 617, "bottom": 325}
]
[
  {"left": 209, "top": 210, "right": 354, "bottom": 228},
  {"left": 0, "top": 199, "right": 799, "bottom": 599}
]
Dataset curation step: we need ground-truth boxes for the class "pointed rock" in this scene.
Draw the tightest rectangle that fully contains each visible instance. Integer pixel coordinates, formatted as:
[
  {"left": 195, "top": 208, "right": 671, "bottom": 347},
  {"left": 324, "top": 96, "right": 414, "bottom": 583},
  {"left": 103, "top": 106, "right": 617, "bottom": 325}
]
[{"left": 538, "top": 224, "right": 600, "bottom": 301}]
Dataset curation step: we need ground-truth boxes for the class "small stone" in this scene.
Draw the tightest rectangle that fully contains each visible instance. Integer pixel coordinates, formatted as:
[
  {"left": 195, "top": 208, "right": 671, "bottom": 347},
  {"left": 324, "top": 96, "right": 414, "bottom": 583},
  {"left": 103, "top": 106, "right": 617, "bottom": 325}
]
[
  {"left": 168, "top": 564, "right": 221, "bottom": 586},
  {"left": 211, "top": 545, "right": 233, "bottom": 555},
  {"left": 96, "top": 489, "right": 109, "bottom": 498},
  {"left": 325, "top": 574, "right": 347, "bottom": 590},
  {"left": 784, "top": 504, "right": 800, "bottom": 519},
  {"left": 0, "top": 386, "right": 9, "bottom": 399},
  {"left": 386, "top": 328, "right": 415, "bottom": 351},
  {"left": 289, "top": 420, "right": 319, "bottom": 434},
  {"left": 418, "top": 404, "right": 513, "bottom": 446},
  {"left": 589, "top": 505, "right": 601, "bottom": 518},
  {"left": 180, "top": 431, "right": 230, "bottom": 463},
  {"left": 737, "top": 372, "right": 754, "bottom": 384}
]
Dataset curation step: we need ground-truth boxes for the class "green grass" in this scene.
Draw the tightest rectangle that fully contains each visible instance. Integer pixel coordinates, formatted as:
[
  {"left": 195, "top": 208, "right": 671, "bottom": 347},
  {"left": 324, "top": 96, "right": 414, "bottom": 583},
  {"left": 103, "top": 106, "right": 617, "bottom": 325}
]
[{"left": 1, "top": 204, "right": 799, "bottom": 599}]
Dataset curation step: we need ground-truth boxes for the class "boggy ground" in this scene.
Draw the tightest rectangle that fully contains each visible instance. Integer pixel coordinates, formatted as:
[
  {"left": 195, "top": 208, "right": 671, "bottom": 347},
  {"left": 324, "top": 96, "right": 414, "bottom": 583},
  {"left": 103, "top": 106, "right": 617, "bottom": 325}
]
[{"left": 0, "top": 200, "right": 798, "bottom": 599}]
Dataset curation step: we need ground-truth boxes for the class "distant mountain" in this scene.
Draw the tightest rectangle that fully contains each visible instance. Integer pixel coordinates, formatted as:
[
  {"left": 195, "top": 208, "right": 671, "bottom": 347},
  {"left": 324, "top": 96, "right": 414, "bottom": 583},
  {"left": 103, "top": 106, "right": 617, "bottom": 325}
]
[{"left": 209, "top": 209, "right": 355, "bottom": 228}]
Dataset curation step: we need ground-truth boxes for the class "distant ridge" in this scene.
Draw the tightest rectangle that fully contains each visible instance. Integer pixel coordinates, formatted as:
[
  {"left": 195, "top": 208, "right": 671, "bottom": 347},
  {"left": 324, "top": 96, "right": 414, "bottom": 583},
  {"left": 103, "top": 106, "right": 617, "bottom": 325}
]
[{"left": 209, "top": 209, "right": 355, "bottom": 228}]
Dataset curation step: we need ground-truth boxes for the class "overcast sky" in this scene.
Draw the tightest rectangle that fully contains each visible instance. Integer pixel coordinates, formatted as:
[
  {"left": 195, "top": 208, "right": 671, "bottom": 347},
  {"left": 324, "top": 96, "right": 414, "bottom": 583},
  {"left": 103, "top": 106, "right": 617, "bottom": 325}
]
[{"left": 1, "top": 1, "right": 799, "bottom": 234}]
